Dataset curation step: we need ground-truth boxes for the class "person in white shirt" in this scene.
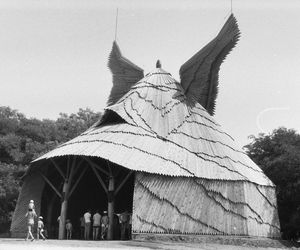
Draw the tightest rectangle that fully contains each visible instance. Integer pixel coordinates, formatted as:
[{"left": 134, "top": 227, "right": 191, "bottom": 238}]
[
  {"left": 92, "top": 210, "right": 101, "bottom": 240},
  {"left": 101, "top": 211, "right": 109, "bottom": 240},
  {"left": 65, "top": 219, "right": 72, "bottom": 240},
  {"left": 83, "top": 210, "right": 91, "bottom": 240},
  {"left": 37, "top": 216, "right": 46, "bottom": 240},
  {"left": 28, "top": 200, "right": 35, "bottom": 212},
  {"left": 25, "top": 209, "right": 37, "bottom": 241}
]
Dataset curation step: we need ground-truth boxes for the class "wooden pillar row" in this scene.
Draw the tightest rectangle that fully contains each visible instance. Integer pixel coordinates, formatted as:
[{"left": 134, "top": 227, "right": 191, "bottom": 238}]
[
  {"left": 39, "top": 157, "right": 86, "bottom": 240},
  {"left": 58, "top": 179, "right": 70, "bottom": 239},
  {"left": 86, "top": 158, "right": 133, "bottom": 241}
]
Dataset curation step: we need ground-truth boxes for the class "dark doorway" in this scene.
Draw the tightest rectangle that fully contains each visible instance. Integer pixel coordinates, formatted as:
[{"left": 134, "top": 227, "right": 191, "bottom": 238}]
[{"left": 40, "top": 157, "right": 135, "bottom": 240}]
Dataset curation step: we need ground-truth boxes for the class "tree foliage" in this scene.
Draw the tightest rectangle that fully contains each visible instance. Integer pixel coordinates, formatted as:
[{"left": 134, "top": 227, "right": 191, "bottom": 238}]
[
  {"left": 244, "top": 127, "right": 300, "bottom": 239},
  {"left": 0, "top": 106, "right": 101, "bottom": 233}
]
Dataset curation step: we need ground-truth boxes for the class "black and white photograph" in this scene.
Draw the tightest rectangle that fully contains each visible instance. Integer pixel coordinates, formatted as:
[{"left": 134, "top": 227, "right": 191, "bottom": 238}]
[{"left": 0, "top": 0, "right": 300, "bottom": 249}]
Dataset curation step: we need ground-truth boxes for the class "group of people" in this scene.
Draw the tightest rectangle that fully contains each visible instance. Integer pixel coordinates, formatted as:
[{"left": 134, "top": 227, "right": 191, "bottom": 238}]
[
  {"left": 25, "top": 200, "right": 46, "bottom": 241},
  {"left": 80, "top": 210, "right": 109, "bottom": 240},
  {"left": 79, "top": 210, "right": 132, "bottom": 240},
  {"left": 25, "top": 200, "right": 132, "bottom": 241}
]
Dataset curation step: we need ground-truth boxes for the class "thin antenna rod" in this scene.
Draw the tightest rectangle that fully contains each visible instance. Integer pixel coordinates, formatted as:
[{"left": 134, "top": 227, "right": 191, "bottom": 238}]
[
  {"left": 114, "top": 8, "right": 119, "bottom": 41},
  {"left": 230, "top": 0, "right": 233, "bottom": 14}
]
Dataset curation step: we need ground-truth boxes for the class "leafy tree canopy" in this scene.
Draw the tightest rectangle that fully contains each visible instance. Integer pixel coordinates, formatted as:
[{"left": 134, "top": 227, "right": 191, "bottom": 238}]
[
  {"left": 0, "top": 106, "right": 102, "bottom": 234},
  {"left": 244, "top": 127, "right": 300, "bottom": 239}
]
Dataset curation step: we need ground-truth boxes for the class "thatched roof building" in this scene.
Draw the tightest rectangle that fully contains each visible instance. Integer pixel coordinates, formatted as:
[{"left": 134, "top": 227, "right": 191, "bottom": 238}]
[{"left": 11, "top": 14, "right": 280, "bottom": 239}]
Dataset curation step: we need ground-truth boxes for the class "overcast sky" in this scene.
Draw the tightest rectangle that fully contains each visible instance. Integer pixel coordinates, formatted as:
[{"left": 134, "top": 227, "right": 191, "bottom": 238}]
[{"left": 1, "top": 0, "right": 299, "bottom": 147}]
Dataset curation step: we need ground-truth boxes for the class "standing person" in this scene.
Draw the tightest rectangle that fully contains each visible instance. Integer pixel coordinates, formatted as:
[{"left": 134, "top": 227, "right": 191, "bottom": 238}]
[
  {"left": 79, "top": 216, "right": 85, "bottom": 239},
  {"left": 28, "top": 200, "right": 35, "bottom": 212},
  {"left": 113, "top": 213, "right": 120, "bottom": 240},
  {"left": 37, "top": 216, "right": 46, "bottom": 240},
  {"left": 83, "top": 210, "right": 91, "bottom": 240},
  {"left": 57, "top": 216, "right": 61, "bottom": 239},
  {"left": 128, "top": 213, "right": 132, "bottom": 239},
  {"left": 92, "top": 210, "right": 101, "bottom": 240},
  {"left": 101, "top": 211, "right": 109, "bottom": 240},
  {"left": 66, "top": 219, "right": 72, "bottom": 240},
  {"left": 119, "top": 211, "right": 129, "bottom": 240},
  {"left": 25, "top": 209, "right": 37, "bottom": 241}
]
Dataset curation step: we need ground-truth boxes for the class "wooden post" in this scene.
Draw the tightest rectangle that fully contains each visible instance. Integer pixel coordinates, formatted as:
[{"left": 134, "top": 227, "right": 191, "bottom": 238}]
[
  {"left": 46, "top": 193, "right": 57, "bottom": 238},
  {"left": 107, "top": 176, "right": 115, "bottom": 240},
  {"left": 58, "top": 180, "right": 70, "bottom": 239}
]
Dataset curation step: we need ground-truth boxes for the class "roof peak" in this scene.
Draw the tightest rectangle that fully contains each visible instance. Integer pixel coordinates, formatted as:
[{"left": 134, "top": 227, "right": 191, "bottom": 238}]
[{"left": 156, "top": 60, "right": 161, "bottom": 68}]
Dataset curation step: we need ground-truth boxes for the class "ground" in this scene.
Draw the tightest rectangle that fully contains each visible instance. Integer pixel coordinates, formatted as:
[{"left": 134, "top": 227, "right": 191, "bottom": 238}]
[{"left": 0, "top": 239, "right": 299, "bottom": 250}]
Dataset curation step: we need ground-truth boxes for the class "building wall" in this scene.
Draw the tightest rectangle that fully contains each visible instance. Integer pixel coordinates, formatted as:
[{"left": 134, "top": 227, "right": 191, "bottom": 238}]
[
  {"left": 132, "top": 172, "right": 280, "bottom": 237},
  {"left": 10, "top": 171, "right": 45, "bottom": 238}
]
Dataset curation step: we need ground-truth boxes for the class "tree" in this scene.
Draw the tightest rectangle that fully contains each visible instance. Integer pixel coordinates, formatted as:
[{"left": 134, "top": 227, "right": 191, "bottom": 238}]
[
  {"left": 244, "top": 127, "right": 300, "bottom": 239},
  {"left": 0, "top": 106, "right": 102, "bottom": 234},
  {"left": 0, "top": 163, "right": 25, "bottom": 234}
]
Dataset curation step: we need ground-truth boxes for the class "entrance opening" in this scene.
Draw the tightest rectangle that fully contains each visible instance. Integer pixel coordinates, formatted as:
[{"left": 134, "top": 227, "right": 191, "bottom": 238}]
[{"left": 40, "top": 157, "right": 135, "bottom": 240}]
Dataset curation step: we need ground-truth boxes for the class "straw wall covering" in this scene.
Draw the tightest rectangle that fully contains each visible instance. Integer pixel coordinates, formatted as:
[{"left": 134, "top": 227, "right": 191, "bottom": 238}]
[
  {"left": 10, "top": 171, "right": 45, "bottom": 237},
  {"left": 132, "top": 172, "right": 280, "bottom": 237}
]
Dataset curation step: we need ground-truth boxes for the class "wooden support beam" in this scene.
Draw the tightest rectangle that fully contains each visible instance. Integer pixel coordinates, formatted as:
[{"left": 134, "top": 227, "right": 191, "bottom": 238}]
[
  {"left": 39, "top": 171, "right": 62, "bottom": 198},
  {"left": 107, "top": 176, "right": 115, "bottom": 240},
  {"left": 90, "top": 164, "right": 108, "bottom": 194},
  {"left": 58, "top": 180, "right": 71, "bottom": 239},
  {"left": 68, "top": 166, "right": 88, "bottom": 199},
  {"left": 66, "top": 156, "right": 70, "bottom": 179},
  {"left": 83, "top": 157, "right": 110, "bottom": 176},
  {"left": 50, "top": 158, "right": 65, "bottom": 180},
  {"left": 115, "top": 171, "right": 133, "bottom": 196},
  {"left": 68, "top": 158, "right": 83, "bottom": 183},
  {"left": 107, "top": 160, "right": 113, "bottom": 176}
]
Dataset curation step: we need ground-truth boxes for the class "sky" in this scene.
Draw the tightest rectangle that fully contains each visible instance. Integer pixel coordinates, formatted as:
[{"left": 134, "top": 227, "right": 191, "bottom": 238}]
[{"left": 0, "top": 0, "right": 300, "bottom": 147}]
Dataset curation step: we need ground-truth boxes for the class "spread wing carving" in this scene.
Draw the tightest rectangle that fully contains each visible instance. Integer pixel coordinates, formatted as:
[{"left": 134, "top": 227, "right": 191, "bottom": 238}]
[
  {"left": 179, "top": 14, "right": 240, "bottom": 115},
  {"left": 107, "top": 41, "right": 144, "bottom": 106}
]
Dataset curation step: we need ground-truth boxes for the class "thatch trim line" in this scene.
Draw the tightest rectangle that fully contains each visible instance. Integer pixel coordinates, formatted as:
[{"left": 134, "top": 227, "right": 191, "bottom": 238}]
[
  {"left": 136, "top": 180, "right": 223, "bottom": 234},
  {"left": 55, "top": 132, "right": 258, "bottom": 183},
  {"left": 80, "top": 129, "right": 153, "bottom": 138},
  {"left": 121, "top": 89, "right": 222, "bottom": 127},
  {"left": 193, "top": 180, "right": 279, "bottom": 229},
  {"left": 171, "top": 129, "right": 246, "bottom": 156},
  {"left": 193, "top": 179, "right": 263, "bottom": 220},
  {"left": 122, "top": 102, "right": 139, "bottom": 127},
  {"left": 47, "top": 134, "right": 273, "bottom": 186},
  {"left": 121, "top": 91, "right": 227, "bottom": 136},
  {"left": 131, "top": 82, "right": 182, "bottom": 92},
  {"left": 78, "top": 128, "right": 262, "bottom": 175},
  {"left": 170, "top": 119, "right": 233, "bottom": 141},
  {"left": 256, "top": 186, "right": 276, "bottom": 208},
  {"left": 138, "top": 178, "right": 246, "bottom": 223},
  {"left": 194, "top": 180, "right": 263, "bottom": 221},
  {"left": 125, "top": 98, "right": 255, "bottom": 177},
  {"left": 136, "top": 215, "right": 168, "bottom": 232},
  {"left": 144, "top": 72, "right": 172, "bottom": 77},
  {"left": 190, "top": 110, "right": 221, "bottom": 127},
  {"left": 117, "top": 90, "right": 184, "bottom": 118},
  {"left": 138, "top": 176, "right": 279, "bottom": 231},
  {"left": 126, "top": 99, "right": 153, "bottom": 131},
  {"left": 57, "top": 139, "right": 194, "bottom": 176}
]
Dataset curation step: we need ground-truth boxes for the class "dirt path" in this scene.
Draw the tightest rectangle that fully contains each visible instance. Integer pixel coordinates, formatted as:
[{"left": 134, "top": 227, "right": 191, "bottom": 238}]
[{"left": 0, "top": 239, "right": 296, "bottom": 250}]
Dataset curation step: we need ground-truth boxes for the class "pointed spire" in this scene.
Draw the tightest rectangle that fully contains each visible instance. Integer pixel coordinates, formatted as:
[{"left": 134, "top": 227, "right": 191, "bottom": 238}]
[{"left": 156, "top": 60, "right": 161, "bottom": 68}]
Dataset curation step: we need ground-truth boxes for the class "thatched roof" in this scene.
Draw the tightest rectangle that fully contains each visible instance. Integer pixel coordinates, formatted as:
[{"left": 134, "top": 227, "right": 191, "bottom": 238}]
[
  {"left": 33, "top": 14, "right": 273, "bottom": 187},
  {"left": 34, "top": 67, "right": 273, "bottom": 187}
]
